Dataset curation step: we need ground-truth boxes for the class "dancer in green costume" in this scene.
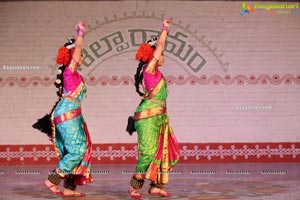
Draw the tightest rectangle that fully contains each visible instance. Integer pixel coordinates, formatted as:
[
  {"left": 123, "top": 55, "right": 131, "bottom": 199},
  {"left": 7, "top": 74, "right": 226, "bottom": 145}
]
[{"left": 128, "top": 19, "right": 180, "bottom": 199}]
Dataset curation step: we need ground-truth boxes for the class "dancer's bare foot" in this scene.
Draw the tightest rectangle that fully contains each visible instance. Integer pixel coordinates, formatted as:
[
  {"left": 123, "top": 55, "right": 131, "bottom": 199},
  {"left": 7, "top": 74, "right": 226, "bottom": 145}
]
[
  {"left": 128, "top": 187, "right": 142, "bottom": 199},
  {"left": 43, "top": 180, "right": 62, "bottom": 195},
  {"left": 62, "top": 188, "right": 85, "bottom": 197},
  {"left": 148, "top": 187, "right": 172, "bottom": 197}
]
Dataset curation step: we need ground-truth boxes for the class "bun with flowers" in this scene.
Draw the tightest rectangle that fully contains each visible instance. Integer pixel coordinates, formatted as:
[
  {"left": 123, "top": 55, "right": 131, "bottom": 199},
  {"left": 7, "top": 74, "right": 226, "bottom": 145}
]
[
  {"left": 56, "top": 37, "right": 76, "bottom": 66},
  {"left": 135, "top": 37, "right": 157, "bottom": 63},
  {"left": 56, "top": 47, "right": 74, "bottom": 66}
]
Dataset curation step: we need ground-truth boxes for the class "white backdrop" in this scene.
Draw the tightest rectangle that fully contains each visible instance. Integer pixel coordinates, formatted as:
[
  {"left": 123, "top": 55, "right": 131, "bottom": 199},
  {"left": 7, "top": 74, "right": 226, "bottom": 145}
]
[{"left": 0, "top": 1, "right": 299, "bottom": 145}]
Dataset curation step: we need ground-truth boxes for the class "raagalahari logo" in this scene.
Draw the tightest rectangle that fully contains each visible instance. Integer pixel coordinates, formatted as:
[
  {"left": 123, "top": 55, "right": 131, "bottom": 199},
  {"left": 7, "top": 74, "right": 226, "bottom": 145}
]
[
  {"left": 240, "top": 2, "right": 254, "bottom": 16},
  {"left": 241, "top": 2, "right": 299, "bottom": 16}
]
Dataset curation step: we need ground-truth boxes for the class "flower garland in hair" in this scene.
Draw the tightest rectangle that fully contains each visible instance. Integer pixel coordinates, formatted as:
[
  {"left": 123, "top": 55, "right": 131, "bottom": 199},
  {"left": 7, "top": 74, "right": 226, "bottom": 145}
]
[
  {"left": 135, "top": 36, "right": 157, "bottom": 63},
  {"left": 135, "top": 43, "right": 155, "bottom": 63},
  {"left": 56, "top": 46, "right": 72, "bottom": 66}
]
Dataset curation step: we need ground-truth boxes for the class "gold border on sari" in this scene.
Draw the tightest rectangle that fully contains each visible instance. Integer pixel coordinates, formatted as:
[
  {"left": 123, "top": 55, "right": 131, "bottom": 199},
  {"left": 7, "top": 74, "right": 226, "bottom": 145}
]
[
  {"left": 51, "top": 112, "right": 63, "bottom": 160},
  {"left": 160, "top": 121, "right": 170, "bottom": 184},
  {"left": 62, "top": 95, "right": 81, "bottom": 105},
  {"left": 134, "top": 107, "right": 166, "bottom": 121},
  {"left": 53, "top": 107, "right": 82, "bottom": 125},
  {"left": 148, "top": 78, "right": 165, "bottom": 99},
  {"left": 145, "top": 119, "right": 174, "bottom": 185},
  {"left": 68, "top": 59, "right": 79, "bottom": 72},
  {"left": 68, "top": 81, "right": 85, "bottom": 98}
]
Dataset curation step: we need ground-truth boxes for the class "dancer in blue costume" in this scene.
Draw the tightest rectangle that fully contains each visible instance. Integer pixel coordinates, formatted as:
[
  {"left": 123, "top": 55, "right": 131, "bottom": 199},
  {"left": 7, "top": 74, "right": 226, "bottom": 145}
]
[{"left": 42, "top": 21, "right": 92, "bottom": 197}]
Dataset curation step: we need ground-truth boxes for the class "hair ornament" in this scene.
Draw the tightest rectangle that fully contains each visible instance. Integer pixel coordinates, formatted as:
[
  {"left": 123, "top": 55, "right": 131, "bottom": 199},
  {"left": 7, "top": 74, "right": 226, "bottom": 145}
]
[
  {"left": 64, "top": 37, "right": 76, "bottom": 49},
  {"left": 147, "top": 36, "right": 158, "bottom": 48}
]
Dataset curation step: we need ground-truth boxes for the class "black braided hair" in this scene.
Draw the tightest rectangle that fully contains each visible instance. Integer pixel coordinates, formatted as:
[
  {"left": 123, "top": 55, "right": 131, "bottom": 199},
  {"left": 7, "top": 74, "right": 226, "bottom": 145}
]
[
  {"left": 54, "top": 65, "right": 67, "bottom": 97},
  {"left": 134, "top": 61, "right": 146, "bottom": 97}
]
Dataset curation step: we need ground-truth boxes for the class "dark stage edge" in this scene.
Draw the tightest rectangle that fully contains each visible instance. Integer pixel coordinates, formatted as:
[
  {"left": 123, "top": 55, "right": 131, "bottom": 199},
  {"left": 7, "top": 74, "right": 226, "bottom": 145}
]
[{"left": 1, "top": 163, "right": 300, "bottom": 200}]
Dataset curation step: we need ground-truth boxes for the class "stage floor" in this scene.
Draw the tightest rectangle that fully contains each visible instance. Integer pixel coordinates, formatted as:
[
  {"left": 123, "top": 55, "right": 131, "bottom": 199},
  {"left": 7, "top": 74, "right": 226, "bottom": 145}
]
[{"left": 1, "top": 163, "right": 300, "bottom": 200}]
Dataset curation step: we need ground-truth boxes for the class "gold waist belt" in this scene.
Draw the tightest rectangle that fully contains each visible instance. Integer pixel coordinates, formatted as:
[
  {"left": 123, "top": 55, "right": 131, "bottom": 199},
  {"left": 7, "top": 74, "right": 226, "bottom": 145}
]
[{"left": 134, "top": 107, "right": 166, "bottom": 121}]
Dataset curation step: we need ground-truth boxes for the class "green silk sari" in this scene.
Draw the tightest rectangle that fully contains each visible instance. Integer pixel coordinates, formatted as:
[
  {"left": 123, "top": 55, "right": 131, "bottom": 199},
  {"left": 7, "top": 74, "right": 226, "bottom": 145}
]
[{"left": 134, "top": 77, "right": 180, "bottom": 184}]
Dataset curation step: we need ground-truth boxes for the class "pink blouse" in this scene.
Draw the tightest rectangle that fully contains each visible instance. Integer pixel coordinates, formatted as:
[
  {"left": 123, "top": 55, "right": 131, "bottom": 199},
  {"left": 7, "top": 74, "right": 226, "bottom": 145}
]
[
  {"left": 143, "top": 57, "right": 163, "bottom": 90},
  {"left": 63, "top": 66, "right": 83, "bottom": 94},
  {"left": 143, "top": 67, "right": 162, "bottom": 90}
]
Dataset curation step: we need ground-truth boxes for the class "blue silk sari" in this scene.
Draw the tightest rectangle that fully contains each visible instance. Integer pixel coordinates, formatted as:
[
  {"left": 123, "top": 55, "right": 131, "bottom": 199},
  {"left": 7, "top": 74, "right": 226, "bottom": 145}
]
[{"left": 52, "top": 66, "right": 92, "bottom": 185}]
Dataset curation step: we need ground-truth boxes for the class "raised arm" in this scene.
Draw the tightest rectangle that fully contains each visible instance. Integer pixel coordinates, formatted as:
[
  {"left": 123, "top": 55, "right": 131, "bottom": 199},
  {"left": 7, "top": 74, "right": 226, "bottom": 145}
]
[
  {"left": 69, "top": 22, "right": 85, "bottom": 72},
  {"left": 153, "top": 19, "right": 171, "bottom": 61},
  {"left": 63, "top": 22, "right": 86, "bottom": 94},
  {"left": 145, "top": 19, "right": 171, "bottom": 74}
]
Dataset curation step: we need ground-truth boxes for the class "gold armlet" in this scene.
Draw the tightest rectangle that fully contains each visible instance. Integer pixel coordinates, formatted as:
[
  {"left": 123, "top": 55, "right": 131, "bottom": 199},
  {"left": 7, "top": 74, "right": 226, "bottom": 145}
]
[{"left": 69, "top": 58, "right": 79, "bottom": 72}]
